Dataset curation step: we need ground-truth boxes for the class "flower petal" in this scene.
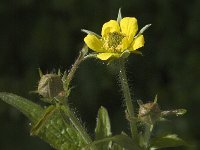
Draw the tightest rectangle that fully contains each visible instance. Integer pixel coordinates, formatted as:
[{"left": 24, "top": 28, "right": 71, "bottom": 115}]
[
  {"left": 119, "top": 37, "right": 129, "bottom": 52},
  {"left": 97, "top": 53, "right": 120, "bottom": 60},
  {"left": 130, "top": 35, "right": 145, "bottom": 51},
  {"left": 101, "top": 20, "right": 120, "bottom": 37},
  {"left": 120, "top": 17, "right": 138, "bottom": 42},
  {"left": 84, "top": 34, "right": 104, "bottom": 52}
]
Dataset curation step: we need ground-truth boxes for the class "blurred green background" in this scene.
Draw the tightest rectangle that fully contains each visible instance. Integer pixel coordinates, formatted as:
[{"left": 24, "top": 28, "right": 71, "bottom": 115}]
[{"left": 0, "top": 0, "right": 199, "bottom": 149}]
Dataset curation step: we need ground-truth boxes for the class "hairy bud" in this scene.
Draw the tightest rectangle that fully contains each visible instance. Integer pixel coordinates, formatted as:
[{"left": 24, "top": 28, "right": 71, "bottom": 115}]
[
  {"left": 138, "top": 102, "right": 161, "bottom": 124},
  {"left": 38, "top": 74, "right": 64, "bottom": 100}
]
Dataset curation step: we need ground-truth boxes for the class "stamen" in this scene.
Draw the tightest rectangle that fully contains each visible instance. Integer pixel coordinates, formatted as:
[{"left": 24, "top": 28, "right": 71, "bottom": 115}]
[{"left": 104, "top": 32, "right": 125, "bottom": 52}]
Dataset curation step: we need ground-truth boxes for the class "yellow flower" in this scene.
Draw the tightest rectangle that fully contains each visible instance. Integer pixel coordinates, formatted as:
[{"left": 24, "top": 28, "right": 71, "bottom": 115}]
[{"left": 84, "top": 17, "right": 145, "bottom": 60}]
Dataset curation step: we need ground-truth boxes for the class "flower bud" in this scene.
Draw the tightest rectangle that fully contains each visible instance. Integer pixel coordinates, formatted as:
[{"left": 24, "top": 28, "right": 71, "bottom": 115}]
[
  {"left": 138, "top": 102, "right": 161, "bottom": 124},
  {"left": 38, "top": 74, "right": 64, "bottom": 101}
]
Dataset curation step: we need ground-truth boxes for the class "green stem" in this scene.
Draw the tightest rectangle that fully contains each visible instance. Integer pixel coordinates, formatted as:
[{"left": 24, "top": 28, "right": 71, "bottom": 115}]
[
  {"left": 66, "top": 49, "right": 95, "bottom": 91},
  {"left": 63, "top": 46, "right": 96, "bottom": 149},
  {"left": 118, "top": 59, "right": 138, "bottom": 139},
  {"left": 61, "top": 105, "right": 94, "bottom": 148},
  {"left": 67, "top": 51, "right": 84, "bottom": 87},
  {"left": 143, "top": 124, "right": 153, "bottom": 149}
]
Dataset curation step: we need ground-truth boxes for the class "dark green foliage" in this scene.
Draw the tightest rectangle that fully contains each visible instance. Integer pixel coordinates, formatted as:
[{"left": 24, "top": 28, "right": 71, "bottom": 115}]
[
  {"left": 95, "top": 106, "right": 112, "bottom": 149},
  {"left": 0, "top": 92, "right": 43, "bottom": 123},
  {"left": 0, "top": 93, "right": 86, "bottom": 150},
  {"left": 150, "top": 134, "right": 187, "bottom": 149},
  {"left": 85, "top": 134, "right": 141, "bottom": 150},
  {"left": 35, "top": 106, "right": 86, "bottom": 150}
]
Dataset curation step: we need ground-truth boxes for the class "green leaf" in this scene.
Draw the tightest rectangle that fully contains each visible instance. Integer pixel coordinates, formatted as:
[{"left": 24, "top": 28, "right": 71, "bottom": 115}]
[
  {"left": 31, "top": 105, "right": 58, "bottom": 135},
  {"left": 110, "top": 143, "right": 125, "bottom": 150},
  {"left": 150, "top": 134, "right": 187, "bottom": 149},
  {"left": 0, "top": 92, "right": 86, "bottom": 150},
  {"left": 161, "top": 109, "right": 187, "bottom": 117},
  {"left": 95, "top": 106, "right": 112, "bottom": 149},
  {"left": 0, "top": 92, "right": 43, "bottom": 123},
  {"left": 83, "top": 134, "right": 141, "bottom": 150},
  {"left": 95, "top": 106, "right": 112, "bottom": 139},
  {"left": 35, "top": 105, "right": 86, "bottom": 150}
]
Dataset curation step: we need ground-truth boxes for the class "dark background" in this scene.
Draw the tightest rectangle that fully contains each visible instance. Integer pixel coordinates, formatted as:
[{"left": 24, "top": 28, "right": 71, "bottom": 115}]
[{"left": 0, "top": 0, "right": 199, "bottom": 150}]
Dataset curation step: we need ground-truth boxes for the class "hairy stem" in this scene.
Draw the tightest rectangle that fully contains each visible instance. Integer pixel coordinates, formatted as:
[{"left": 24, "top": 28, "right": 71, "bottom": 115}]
[
  {"left": 118, "top": 59, "right": 138, "bottom": 139},
  {"left": 61, "top": 105, "right": 95, "bottom": 149},
  {"left": 66, "top": 46, "right": 95, "bottom": 91},
  {"left": 67, "top": 51, "right": 84, "bottom": 87},
  {"left": 143, "top": 124, "right": 153, "bottom": 148},
  {"left": 63, "top": 46, "right": 96, "bottom": 149}
]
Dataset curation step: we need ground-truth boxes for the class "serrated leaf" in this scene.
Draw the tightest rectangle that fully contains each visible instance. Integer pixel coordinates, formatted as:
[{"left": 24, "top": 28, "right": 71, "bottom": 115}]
[
  {"left": 83, "top": 134, "right": 141, "bottom": 150},
  {"left": 95, "top": 106, "right": 112, "bottom": 149},
  {"left": 0, "top": 92, "right": 86, "bottom": 150},
  {"left": 35, "top": 105, "right": 86, "bottom": 150},
  {"left": 150, "top": 134, "right": 187, "bottom": 149},
  {"left": 31, "top": 105, "right": 58, "bottom": 135}
]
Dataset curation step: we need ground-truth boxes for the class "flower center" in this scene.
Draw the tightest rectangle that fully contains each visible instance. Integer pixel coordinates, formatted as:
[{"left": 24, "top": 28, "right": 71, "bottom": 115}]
[{"left": 103, "top": 32, "right": 125, "bottom": 52}]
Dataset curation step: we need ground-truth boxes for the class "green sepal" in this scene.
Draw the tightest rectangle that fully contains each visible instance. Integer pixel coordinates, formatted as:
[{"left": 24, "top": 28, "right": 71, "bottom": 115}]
[
  {"left": 117, "top": 8, "right": 122, "bottom": 23},
  {"left": 81, "top": 29, "right": 101, "bottom": 39},
  {"left": 175, "top": 109, "right": 187, "bottom": 116},
  {"left": 161, "top": 109, "right": 187, "bottom": 117},
  {"left": 62, "top": 71, "right": 71, "bottom": 97},
  {"left": 132, "top": 50, "right": 143, "bottom": 56},
  {"left": 120, "top": 50, "right": 130, "bottom": 59},
  {"left": 150, "top": 134, "right": 188, "bottom": 149},
  {"left": 38, "top": 68, "right": 43, "bottom": 78},
  {"left": 134, "top": 24, "right": 151, "bottom": 39},
  {"left": 95, "top": 106, "right": 112, "bottom": 149},
  {"left": 58, "top": 69, "right": 61, "bottom": 76},
  {"left": 81, "top": 44, "right": 89, "bottom": 56},
  {"left": 137, "top": 24, "right": 151, "bottom": 37}
]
